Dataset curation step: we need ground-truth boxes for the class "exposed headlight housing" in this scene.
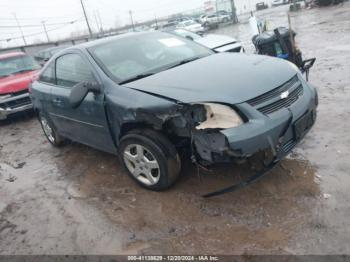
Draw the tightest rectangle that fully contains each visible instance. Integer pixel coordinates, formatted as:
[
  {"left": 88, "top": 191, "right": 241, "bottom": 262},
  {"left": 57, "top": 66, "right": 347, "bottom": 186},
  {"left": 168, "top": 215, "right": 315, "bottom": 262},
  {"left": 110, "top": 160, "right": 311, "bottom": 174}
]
[{"left": 195, "top": 103, "right": 243, "bottom": 130}]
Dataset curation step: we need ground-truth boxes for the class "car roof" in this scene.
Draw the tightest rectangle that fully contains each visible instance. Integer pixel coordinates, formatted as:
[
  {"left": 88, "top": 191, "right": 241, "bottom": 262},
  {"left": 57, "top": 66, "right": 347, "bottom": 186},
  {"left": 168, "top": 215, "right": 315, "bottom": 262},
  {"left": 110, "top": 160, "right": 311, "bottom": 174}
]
[{"left": 0, "top": 51, "right": 26, "bottom": 60}]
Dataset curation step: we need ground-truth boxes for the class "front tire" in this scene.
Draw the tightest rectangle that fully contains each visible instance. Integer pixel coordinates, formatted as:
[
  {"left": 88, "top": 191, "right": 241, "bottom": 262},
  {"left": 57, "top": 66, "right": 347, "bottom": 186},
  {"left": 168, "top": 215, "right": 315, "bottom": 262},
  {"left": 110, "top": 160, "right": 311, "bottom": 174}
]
[
  {"left": 118, "top": 129, "right": 181, "bottom": 191},
  {"left": 38, "top": 112, "right": 65, "bottom": 147}
]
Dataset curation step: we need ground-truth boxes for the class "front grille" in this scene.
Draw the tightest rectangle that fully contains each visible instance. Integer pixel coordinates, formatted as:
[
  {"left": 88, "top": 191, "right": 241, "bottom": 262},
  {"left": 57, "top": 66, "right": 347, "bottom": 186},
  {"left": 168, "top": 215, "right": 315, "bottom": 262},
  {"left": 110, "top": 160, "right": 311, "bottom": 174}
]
[
  {"left": 247, "top": 75, "right": 303, "bottom": 115},
  {"left": 0, "top": 91, "right": 31, "bottom": 109},
  {"left": 258, "top": 85, "right": 303, "bottom": 114},
  {"left": 0, "top": 89, "right": 28, "bottom": 97}
]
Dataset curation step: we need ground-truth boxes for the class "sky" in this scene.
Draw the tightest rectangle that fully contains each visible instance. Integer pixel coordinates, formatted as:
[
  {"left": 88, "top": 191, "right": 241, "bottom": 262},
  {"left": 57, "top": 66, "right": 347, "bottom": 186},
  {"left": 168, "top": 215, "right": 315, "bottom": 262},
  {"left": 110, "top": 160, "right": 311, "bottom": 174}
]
[{"left": 0, "top": 0, "right": 206, "bottom": 47}]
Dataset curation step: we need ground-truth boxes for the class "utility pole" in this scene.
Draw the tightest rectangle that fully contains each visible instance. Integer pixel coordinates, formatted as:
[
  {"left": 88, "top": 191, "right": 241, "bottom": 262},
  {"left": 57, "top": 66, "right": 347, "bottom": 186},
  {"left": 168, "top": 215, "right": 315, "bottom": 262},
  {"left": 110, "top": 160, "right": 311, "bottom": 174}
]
[
  {"left": 93, "top": 11, "right": 100, "bottom": 34},
  {"left": 230, "top": 0, "right": 238, "bottom": 23},
  {"left": 12, "top": 13, "right": 27, "bottom": 45},
  {"left": 97, "top": 10, "right": 104, "bottom": 34},
  {"left": 42, "top": 21, "right": 50, "bottom": 42},
  {"left": 154, "top": 14, "right": 158, "bottom": 29},
  {"left": 80, "top": 0, "right": 93, "bottom": 37},
  {"left": 129, "top": 10, "right": 135, "bottom": 31},
  {"left": 216, "top": 0, "right": 219, "bottom": 12}
]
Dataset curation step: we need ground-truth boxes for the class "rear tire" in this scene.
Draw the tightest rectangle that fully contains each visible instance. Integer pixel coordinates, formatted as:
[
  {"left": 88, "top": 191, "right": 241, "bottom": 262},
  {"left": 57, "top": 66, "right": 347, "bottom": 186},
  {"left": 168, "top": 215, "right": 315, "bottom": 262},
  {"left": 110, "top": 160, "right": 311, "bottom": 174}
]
[
  {"left": 118, "top": 129, "right": 181, "bottom": 191},
  {"left": 38, "top": 112, "right": 65, "bottom": 147}
]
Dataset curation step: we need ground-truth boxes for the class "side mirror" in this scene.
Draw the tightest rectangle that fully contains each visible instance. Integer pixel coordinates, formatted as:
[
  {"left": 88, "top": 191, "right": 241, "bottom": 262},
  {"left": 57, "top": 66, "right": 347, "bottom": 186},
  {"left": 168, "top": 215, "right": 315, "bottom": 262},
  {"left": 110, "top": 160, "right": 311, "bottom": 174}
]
[
  {"left": 185, "top": 35, "right": 194, "bottom": 41},
  {"left": 69, "top": 82, "right": 101, "bottom": 108}
]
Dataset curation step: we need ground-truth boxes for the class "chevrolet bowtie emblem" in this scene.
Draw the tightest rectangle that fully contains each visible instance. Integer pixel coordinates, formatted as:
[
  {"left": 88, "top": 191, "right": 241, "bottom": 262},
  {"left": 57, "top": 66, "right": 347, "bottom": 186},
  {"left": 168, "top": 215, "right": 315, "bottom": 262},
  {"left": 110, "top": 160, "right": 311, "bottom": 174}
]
[{"left": 280, "top": 91, "right": 289, "bottom": 99}]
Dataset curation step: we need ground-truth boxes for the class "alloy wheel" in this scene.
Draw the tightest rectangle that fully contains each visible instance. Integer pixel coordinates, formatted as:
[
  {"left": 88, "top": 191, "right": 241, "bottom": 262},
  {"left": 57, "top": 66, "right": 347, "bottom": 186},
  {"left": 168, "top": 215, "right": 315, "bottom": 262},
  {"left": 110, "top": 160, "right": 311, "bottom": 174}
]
[{"left": 40, "top": 117, "right": 55, "bottom": 143}]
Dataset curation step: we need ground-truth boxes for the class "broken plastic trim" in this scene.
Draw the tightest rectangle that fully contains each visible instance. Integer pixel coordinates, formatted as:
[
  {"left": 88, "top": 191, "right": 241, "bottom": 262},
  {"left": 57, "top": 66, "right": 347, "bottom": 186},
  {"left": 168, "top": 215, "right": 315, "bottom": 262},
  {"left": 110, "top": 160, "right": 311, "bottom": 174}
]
[
  {"left": 203, "top": 110, "right": 294, "bottom": 198},
  {"left": 202, "top": 156, "right": 280, "bottom": 198}
]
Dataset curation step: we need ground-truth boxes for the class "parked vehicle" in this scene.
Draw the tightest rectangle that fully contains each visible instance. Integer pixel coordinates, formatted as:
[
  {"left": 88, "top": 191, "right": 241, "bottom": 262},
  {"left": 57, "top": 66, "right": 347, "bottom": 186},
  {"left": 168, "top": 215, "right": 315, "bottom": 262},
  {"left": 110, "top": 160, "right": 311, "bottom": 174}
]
[
  {"left": 171, "top": 29, "right": 244, "bottom": 52},
  {"left": 272, "top": 0, "right": 290, "bottom": 6},
  {"left": 161, "top": 21, "right": 178, "bottom": 30},
  {"left": 0, "top": 52, "right": 41, "bottom": 120},
  {"left": 34, "top": 46, "right": 68, "bottom": 66},
  {"left": 168, "top": 17, "right": 193, "bottom": 23},
  {"left": 31, "top": 31, "right": 317, "bottom": 193},
  {"left": 215, "top": 10, "right": 232, "bottom": 22},
  {"left": 199, "top": 14, "right": 220, "bottom": 28},
  {"left": 198, "top": 14, "right": 207, "bottom": 24},
  {"left": 256, "top": 2, "right": 269, "bottom": 10},
  {"left": 176, "top": 20, "right": 205, "bottom": 34}
]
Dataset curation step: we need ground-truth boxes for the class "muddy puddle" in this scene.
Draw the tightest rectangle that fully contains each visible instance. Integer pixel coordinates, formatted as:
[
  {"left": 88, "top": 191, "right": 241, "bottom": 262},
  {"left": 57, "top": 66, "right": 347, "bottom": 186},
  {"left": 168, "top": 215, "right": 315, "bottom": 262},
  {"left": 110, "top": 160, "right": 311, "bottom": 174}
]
[{"left": 49, "top": 140, "right": 321, "bottom": 254}]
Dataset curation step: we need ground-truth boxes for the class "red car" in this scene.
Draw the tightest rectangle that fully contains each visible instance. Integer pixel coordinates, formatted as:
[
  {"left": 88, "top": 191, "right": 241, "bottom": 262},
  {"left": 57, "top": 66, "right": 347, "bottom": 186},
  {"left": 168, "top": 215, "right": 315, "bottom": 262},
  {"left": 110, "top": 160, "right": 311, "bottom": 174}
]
[{"left": 0, "top": 52, "right": 41, "bottom": 120}]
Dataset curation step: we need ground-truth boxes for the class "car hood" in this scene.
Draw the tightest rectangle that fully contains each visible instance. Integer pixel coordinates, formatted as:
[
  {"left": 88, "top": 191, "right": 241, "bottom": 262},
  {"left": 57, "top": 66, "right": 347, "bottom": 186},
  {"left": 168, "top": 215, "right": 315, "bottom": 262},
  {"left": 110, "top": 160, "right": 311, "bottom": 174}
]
[
  {"left": 195, "top": 34, "right": 238, "bottom": 49},
  {"left": 123, "top": 53, "right": 297, "bottom": 104},
  {"left": 0, "top": 70, "right": 39, "bottom": 95}
]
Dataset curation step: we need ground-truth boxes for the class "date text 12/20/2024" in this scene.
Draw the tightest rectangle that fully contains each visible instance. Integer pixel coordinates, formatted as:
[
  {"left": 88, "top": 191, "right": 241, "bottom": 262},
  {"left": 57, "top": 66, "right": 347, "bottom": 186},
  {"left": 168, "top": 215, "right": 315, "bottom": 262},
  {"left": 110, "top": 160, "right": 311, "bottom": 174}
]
[{"left": 127, "top": 255, "right": 219, "bottom": 261}]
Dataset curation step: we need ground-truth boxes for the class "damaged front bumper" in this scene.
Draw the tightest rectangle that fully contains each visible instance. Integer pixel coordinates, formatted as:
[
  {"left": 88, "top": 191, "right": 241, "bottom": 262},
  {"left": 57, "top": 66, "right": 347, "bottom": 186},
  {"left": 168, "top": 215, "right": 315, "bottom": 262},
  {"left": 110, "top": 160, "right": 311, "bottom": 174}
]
[
  {"left": 0, "top": 92, "right": 33, "bottom": 120},
  {"left": 193, "top": 79, "right": 318, "bottom": 164}
]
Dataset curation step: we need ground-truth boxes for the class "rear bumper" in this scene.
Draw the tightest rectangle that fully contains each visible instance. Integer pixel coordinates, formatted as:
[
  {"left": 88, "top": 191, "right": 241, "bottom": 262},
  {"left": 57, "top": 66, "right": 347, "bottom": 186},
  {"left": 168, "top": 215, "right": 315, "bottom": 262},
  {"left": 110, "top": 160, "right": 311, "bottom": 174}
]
[
  {"left": 193, "top": 79, "right": 318, "bottom": 163},
  {"left": 0, "top": 93, "right": 33, "bottom": 120}
]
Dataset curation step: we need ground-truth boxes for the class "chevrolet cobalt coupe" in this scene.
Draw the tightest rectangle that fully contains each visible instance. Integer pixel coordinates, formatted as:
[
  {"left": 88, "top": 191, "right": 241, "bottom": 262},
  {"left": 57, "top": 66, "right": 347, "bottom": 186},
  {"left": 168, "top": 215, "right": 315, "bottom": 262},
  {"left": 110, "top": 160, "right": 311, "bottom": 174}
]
[{"left": 31, "top": 32, "right": 317, "bottom": 191}]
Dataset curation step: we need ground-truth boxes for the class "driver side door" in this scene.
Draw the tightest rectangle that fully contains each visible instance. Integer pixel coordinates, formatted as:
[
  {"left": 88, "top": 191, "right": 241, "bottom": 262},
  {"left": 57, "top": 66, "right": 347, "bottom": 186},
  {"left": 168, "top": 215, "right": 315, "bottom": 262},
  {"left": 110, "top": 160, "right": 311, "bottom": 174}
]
[{"left": 49, "top": 52, "right": 116, "bottom": 153}]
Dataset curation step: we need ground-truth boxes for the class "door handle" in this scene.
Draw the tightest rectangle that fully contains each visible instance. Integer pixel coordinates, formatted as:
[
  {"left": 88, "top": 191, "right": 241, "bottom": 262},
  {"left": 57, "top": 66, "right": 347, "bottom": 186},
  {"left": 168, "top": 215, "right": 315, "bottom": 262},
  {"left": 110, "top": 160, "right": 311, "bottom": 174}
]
[{"left": 52, "top": 98, "right": 64, "bottom": 107}]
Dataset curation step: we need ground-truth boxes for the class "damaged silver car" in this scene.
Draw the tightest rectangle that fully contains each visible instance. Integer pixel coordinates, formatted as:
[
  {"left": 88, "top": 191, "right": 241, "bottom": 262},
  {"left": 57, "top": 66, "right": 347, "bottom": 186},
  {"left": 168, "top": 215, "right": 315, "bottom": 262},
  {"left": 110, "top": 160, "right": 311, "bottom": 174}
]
[{"left": 30, "top": 31, "right": 317, "bottom": 193}]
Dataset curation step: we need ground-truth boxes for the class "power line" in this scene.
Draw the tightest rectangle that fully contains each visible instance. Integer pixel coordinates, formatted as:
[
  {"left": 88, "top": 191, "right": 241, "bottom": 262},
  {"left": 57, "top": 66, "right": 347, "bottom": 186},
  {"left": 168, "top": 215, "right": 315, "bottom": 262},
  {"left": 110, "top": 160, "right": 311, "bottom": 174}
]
[
  {"left": 0, "top": 13, "right": 81, "bottom": 21},
  {"left": 0, "top": 19, "right": 82, "bottom": 42},
  {"left": 0, "top": 20, "right": 83, "bottom": 28}
]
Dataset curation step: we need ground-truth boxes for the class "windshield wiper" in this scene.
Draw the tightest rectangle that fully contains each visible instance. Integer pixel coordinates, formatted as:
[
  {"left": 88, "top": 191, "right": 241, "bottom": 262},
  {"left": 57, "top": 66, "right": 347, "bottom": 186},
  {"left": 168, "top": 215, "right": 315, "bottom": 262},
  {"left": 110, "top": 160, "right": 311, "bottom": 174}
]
[
  {"left": 167, "top": 56, "right": 201, "bottom": 69},
  {"left": 118, "top": 57, "right": 202, "bottom": 84},
  {"left": 119, "top": 73, "right": 155, "bottom": 84}
]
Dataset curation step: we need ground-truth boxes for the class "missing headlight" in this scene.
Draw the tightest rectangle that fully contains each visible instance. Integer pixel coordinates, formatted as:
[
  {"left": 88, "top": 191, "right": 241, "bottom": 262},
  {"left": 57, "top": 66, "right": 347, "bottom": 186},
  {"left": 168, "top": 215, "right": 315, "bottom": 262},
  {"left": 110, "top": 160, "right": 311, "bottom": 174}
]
[{"left": 195, "top": 103, "right": 243, "bottom": 130}]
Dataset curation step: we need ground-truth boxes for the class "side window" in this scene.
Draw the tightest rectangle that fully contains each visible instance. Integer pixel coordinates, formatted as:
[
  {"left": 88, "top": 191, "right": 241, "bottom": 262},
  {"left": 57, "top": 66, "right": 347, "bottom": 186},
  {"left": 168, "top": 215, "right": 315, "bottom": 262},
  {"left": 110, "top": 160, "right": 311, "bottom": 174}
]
[
  {"left": 55, "top": 54, "right": 96, "bottom": 88},
  {"left": 39, "top": 62, "right": 55, "bottom": 84}
]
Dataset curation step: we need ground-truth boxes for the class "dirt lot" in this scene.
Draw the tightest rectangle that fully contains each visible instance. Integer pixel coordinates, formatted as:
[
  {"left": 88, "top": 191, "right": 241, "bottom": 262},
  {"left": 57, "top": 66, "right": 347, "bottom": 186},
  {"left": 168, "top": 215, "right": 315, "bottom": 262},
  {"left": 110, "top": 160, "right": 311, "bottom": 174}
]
[{"left": 1, "top": 3, "right": 350, "bottom": 255}]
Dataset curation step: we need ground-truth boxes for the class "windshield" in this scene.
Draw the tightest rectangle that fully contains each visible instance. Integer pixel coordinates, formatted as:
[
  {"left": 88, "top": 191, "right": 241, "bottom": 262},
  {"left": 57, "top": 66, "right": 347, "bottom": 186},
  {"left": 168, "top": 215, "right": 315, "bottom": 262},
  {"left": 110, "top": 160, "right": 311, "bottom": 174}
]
[
  {"left": 89, "top": 32, "right": 213, "bottom": 82},
  {"left": 0, "top": 55, "right": 41, "bottom": 78}
]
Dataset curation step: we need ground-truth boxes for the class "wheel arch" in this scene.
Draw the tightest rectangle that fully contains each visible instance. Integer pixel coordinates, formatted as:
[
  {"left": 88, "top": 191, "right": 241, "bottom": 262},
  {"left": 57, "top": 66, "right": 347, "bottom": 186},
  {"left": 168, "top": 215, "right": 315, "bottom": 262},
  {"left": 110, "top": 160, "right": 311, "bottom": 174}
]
[{"left": 117, "top": 122, "right": 153, "bottom": 145}]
